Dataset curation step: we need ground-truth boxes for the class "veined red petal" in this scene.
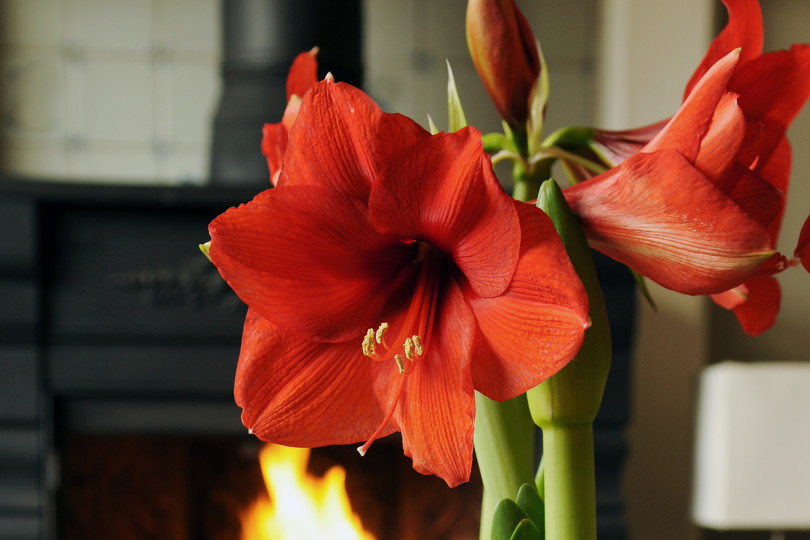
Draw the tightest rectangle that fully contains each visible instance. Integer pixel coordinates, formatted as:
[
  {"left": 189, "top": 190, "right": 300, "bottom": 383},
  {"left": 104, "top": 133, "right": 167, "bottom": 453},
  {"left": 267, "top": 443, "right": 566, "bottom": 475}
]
[
  {"left": 564, "top": 149, "right": 776, "bottom": 295},
  {"left": 711, "top": 276, "right": 780, "bottom": 336},
  {"left": 694, "top": 93, "right": 746, "bottom": 183},
  {"left": 236, "top": 309, "right": 397, "bottom": 446},
  {"left": 646, "top": 49, "right": 740, "bottom": 162},
  {"left": 467, "top": 202, "right": 589, "bottom": 401},
  {"left": 209, "top": 185, "right": 415, "bottom": 342},
  {"left": 684, "top": 0, "right": 763, "bottom": 99},
  {"left": 394, "top": 281, "right": 476, "bottom": 488},
  {"left": 281, "top": 80, "right": 430, "bottom": 200},
  {"left": 286, "top": 48, "right": 319, "bottom": 101},
  {"left": 797, "top": 214, "right": 810, "bottom": 273},
  {"left": 369, "top": 127, "right": 520, "bottom": 298},
  {"left": 726, "top": 168, "right": 782, "bottom": 232},
  {"left": 730, "top": 45, "right": 810, "bottom": 131}
]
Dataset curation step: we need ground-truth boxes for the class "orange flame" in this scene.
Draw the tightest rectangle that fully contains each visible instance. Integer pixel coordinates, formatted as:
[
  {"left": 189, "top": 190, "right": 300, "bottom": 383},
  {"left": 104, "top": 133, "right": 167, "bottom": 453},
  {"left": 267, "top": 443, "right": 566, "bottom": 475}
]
[{"left": 240, "top": 445, "right": 376, "bottom": 540}]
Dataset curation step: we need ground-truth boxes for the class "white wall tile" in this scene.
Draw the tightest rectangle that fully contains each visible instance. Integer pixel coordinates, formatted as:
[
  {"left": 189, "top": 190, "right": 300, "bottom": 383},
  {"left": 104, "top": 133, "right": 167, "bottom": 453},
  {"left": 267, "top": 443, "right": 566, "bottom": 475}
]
[
  {"left": 82, "top": 142, "right": 156, "bottom": 181},
  {"left": 0, "top": 0, "right": 64, "bottom": 49},
  {"left": 83, "top": 57, "right": 154, "bottom": 144},
  {"left": 75, "top": 0, "right": 153, "bottom": 52},
  {"left": 2, "top": 135, "right": 67, "bottom": 177},
  {"left": 170, "top": 61, "right": 220, "bottom": 148},
  {"left": 1, "top": 53, "right": 64, "bottom": 135},
  {"left": 166, "top": 0, "right": 221, "bottom": 56}
]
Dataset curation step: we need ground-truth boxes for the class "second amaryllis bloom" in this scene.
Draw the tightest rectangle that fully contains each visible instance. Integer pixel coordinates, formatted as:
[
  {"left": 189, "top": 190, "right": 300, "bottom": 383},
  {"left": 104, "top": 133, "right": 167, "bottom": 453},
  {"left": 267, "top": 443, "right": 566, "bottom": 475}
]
[
  {"left": 261, "top": 48, "right": 319, "bottom": 186},
  {"left": 207, "top": 79, "right": 589, "bottom": 487},
  {"left": 564, "top": 50, "right": 787, "bottom": 303},
  {"left": 558, "top": 0, "right": 810, "bottom": 335}
]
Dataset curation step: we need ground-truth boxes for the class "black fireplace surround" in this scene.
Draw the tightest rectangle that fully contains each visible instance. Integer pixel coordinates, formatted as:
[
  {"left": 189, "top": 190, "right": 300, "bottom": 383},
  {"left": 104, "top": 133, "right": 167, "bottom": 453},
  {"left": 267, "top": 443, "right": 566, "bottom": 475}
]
[{"left": 0, "top": 178, "right": 634, "bottom": 540}]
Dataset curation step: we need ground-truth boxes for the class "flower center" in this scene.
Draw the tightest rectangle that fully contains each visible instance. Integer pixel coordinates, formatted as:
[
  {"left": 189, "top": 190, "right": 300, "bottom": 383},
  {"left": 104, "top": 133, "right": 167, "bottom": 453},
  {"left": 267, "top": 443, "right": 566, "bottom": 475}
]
[{"left": 357, "top": 242, "right": 442, "bottom": 456}]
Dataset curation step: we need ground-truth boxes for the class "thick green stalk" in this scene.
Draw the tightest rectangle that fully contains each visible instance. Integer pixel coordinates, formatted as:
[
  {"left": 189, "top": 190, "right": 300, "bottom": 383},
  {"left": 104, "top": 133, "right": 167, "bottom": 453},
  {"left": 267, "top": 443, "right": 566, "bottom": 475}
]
[
  {"left": 541, "top": 424, "right": 597, "bottom": 540},
  {"left": 529, "top": 179, "right": 612, "bottom": 540},
  {"left": 474, "top": 393, "right": 535, "bottom": 540}
]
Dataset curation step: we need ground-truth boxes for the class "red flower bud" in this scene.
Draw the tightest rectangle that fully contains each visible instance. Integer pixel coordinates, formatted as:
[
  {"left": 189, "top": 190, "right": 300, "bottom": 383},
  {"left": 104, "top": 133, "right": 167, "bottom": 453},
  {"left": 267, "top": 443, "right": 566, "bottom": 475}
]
[{"left": 466, "top": 0, "right": 541, "bottom": 128}]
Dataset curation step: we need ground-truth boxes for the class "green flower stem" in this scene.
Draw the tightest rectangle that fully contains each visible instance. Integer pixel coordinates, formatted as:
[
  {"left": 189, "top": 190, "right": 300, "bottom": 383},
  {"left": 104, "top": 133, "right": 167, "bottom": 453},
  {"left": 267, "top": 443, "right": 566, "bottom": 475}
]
[
  {"left": 541, "top": 423, "right": 597, "bottom": 540},
  {"left": 529, "top": 179, "right": 612, "bottom": 540},
  {"left": 474, "top": 393, "right": 536, "bottom": 540}
]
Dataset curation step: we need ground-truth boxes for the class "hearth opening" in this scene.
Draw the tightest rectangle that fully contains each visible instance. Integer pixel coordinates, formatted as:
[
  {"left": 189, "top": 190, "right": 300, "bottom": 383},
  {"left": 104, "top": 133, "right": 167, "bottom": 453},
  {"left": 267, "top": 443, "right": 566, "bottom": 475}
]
[{"left": 56, "top": 432, "right": 483, "bottom": 540}]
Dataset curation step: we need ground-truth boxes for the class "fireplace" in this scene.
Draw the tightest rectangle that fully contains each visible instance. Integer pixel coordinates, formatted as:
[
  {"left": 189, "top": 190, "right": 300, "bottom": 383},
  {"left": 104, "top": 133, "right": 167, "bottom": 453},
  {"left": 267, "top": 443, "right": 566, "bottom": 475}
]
[{"left": 0, "top": 178, "right": 633, "bottom": 539}]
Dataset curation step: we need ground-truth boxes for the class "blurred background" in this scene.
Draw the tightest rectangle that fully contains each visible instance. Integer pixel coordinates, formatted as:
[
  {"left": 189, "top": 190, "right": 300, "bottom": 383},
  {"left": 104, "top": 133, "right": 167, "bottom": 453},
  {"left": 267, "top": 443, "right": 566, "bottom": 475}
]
[{"left": 0, "top": 1, "right": 807, "bottom": 539}]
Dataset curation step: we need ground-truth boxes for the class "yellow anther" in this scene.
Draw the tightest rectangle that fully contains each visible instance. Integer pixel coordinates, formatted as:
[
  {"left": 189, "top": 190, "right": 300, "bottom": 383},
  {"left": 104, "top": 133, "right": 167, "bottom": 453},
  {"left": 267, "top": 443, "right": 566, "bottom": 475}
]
[
  {"left": 362, "top": 328, "right": 376, "bottom": 357},
  {"left": 403, "top": 338, "right": 414, "bottom": 361},
  {"left": 394, "top": 354, "right": 406, "bottom": 373},
  {"left": 412, "top": 335, "right": 424, "bottom": 355},
  {"left": 375, "top": 322, "right": 389, "bottom": 344}
]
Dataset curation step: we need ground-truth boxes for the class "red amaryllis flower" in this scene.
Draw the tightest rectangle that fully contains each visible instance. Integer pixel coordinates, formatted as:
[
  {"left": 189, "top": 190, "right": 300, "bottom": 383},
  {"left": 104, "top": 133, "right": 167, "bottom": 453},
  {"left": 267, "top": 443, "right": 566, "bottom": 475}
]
[
  {"left": 561, "top": 0, "right": 810, "bottom": 335},
  {"left": 565, "top": 50, "right": 787, "bottom": 301},
  {"left": 466, "top": 0, "right": 540, "bottom": 128},
  {"left": 261, "top": 47, "right": 318, "bottom": 186},
  {"left": 207, "top": 79, "right": 589, "bottom": 487}
]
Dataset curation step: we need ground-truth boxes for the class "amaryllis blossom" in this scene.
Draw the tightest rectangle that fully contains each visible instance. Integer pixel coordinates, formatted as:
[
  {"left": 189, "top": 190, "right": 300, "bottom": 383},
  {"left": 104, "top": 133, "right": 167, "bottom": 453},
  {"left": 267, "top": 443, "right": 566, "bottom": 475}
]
[
  {"left": 466, "top": 0, "right": 540, "bottom": 128},
  {"left": 261, "top": 47, "right": 318, "bottom": 186},
  {"left": 565, "top": 51, "right": 787, "bottom": 302},
  {"left": 561, "top": 0, "right": 810, "bottom": 335},
  {"left": 207, "top": 79, "right": 589, "bottom": 487}
]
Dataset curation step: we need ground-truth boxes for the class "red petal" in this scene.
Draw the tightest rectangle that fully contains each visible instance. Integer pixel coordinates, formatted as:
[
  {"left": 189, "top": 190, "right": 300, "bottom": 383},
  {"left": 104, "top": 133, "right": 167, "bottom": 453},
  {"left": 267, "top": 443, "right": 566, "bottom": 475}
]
[
  {"left": 711, "top": 276, "right": 781, "bottom": 336},
  {"left": 759, "top": 137, "right": 792, "bottom": 240},
  {"left": 684, "top": 0, "right": 763, "bottom": 99},
  {"left": 727, "top": 168, "right": 782, "bottom": 233},
  {"left": 286, "top": 48, "right": 319, "bottom": 101},
  {"left": 647, "top": 50, "right": 739, "bottom": 162},
  {"left": 369, "top": 127, "right": 520, "bottom": 298},
  {"left": 209, "top": 185, "right": 415, "bottom": 342},
  {"left": 282, "top": 81, "right": 430, "bottom": 200},
  {"left": 797, "top": 214, "right": 810, "bottom": 273},
  {"left": 261, "top": 122, "right": 287, "bottom": 186},
  {"left": 394, "top": 281, "right": 476, "bottom": 487},
  {"left": 694, "top": 93, "right": 746, "bottom": 183},
  {"left": 710, "top": 283, "right": 748, "bottom": 310},
  {"left": 564, "top": 149, "right": 776, "bottom": 295},
  {"left": 467, "top": 202, "right": 589, "bottom": 401},
  {"left": 235, "top": 309, "right": 396, "bottom": 446},
  {"left": 593, "top": 119, "right": 669, "bottom": 167},
  {"left": 730, "top": 45, "right": 810, "bottom": 131}
]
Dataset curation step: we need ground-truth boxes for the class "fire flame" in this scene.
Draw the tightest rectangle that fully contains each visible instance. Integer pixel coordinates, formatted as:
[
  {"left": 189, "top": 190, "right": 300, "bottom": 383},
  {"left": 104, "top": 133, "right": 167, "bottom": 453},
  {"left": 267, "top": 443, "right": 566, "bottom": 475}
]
[{"left": 240, "top": 444, "right": 376, "bottom": 540}]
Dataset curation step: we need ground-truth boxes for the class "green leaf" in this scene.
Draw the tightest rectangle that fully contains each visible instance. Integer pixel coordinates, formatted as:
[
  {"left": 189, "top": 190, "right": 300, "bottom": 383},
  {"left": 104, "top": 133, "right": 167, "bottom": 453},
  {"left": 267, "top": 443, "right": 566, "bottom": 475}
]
[
  {"left": 510, "top": 519, "right": 544, "bottom": 540},
  {"left": 446, "top": 60, "right": 467, "bottom": 131},
  {"left": 516, "top": 484, "right": 545, "bottom": 535},
  {"left": 527, "top": 41, "right": 550, "bottom": 156},
  {"left": 491, "top": 499, "right": 530, "bottom": 540}
]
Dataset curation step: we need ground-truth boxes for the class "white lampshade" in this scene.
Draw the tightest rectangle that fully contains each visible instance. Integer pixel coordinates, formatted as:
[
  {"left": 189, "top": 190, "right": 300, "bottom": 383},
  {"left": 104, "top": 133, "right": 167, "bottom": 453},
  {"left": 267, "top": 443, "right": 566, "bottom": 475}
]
[{"left": 691, "top": 361, "right": 810, "bottom": 530}]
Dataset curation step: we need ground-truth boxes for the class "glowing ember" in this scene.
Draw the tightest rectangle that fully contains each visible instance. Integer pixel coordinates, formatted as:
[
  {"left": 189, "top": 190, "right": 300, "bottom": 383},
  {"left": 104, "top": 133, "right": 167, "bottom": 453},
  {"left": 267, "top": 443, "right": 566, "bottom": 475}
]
[{"left": 240, "top": 445, "right": 376, "bottom": 540}]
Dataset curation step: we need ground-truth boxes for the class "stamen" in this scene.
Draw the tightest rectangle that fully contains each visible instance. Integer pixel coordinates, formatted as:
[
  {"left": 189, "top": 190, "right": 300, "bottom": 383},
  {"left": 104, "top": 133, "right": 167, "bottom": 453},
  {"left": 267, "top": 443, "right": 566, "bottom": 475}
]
[
  {"left": 403, "top": 338, "right": 414, "bottom": 361},
  {"left": 375, "top": 322, "right": 389, "bottom": 345},
  {"left": 412, "top": 335, "right": 423, "bottom": 356},
  {"left": 362, "top": 328, "right": 376, "bottom": 357},
  {"left": 394, "top": 354, "right": 406, "bottom": 373}
]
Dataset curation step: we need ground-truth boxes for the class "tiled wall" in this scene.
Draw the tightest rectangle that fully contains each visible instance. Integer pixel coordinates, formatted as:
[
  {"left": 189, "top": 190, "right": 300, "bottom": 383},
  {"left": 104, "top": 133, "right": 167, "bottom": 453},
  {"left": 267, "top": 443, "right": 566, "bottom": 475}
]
[
  {"left": 0, "top": 0, "right": 221, "bottom": 185},
  {"left": 0, "top": 0, "right": 595, "bottom": 186}
]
